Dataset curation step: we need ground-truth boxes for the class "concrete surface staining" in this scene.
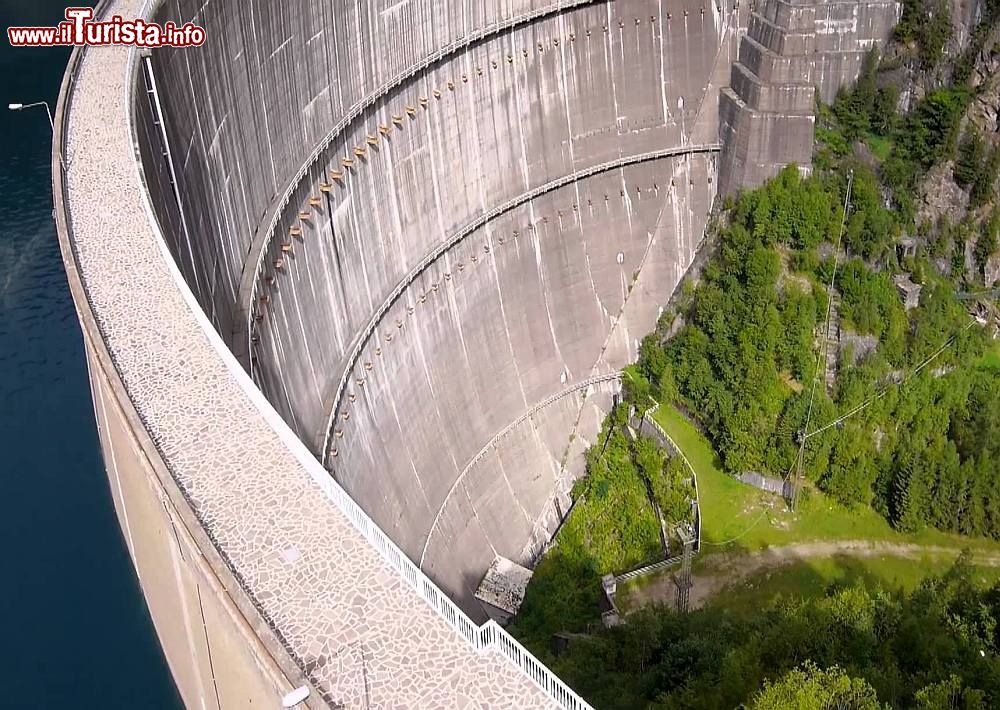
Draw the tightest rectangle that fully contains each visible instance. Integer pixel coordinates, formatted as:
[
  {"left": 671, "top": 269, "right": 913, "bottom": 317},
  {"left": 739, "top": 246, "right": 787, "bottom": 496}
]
[{"left": 138, "top": 0, "right": 745, "bottom": 616}]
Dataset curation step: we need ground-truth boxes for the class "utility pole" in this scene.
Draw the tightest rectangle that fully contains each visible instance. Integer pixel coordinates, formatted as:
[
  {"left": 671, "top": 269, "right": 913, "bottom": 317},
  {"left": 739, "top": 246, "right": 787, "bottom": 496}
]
[
  {"left": 791, "top": 432, "right": 806, "bottom": 512},
  {"left": 675, "top": 528, "right": 694, "bottom": 613}
]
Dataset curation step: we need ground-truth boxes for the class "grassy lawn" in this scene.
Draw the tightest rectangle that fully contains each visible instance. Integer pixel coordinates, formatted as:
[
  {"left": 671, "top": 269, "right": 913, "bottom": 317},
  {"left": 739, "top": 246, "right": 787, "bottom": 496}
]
[
  {"left": 651, "top": 403, "right": 1000, "bottom": 555},
  {"left": 979, "top": 340, "right": 1000, "bottom": 372},
  {"left": 620, "top": 403, "right": 1000, "bottom": 613}
]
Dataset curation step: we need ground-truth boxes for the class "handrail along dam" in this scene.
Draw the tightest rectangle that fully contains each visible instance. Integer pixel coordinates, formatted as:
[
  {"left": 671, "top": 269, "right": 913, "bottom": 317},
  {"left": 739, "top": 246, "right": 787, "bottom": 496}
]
[{"left": 55, "top": 0, "right": 898, "bottom": 707}]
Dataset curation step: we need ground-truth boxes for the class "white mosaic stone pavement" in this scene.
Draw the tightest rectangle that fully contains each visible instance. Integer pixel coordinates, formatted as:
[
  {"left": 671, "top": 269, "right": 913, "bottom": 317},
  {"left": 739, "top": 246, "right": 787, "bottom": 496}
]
[{"left": 61, "top": 1, "right": 558, "bottom": 707}]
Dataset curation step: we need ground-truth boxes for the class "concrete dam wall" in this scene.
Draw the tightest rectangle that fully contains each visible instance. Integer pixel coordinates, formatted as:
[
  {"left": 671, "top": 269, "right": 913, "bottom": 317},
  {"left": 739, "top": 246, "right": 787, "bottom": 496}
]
[
  {"left": 136, "top": 0, "right": 741, "bottom": 615},
  {"left": 718, "top": 0, "right": 899, "bottom": 193},
  {"left": 134, "top": 0, "right": 897, "bottom": 618}
]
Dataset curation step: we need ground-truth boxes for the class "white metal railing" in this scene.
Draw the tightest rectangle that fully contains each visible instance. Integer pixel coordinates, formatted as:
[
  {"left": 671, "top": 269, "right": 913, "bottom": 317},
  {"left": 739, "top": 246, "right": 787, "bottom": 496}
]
[
  {"left": 119, "top": 2, "right": 594, "bottom": 708},
  {"left": 315, "top": 463, "right": 590, "bottom": 708}
]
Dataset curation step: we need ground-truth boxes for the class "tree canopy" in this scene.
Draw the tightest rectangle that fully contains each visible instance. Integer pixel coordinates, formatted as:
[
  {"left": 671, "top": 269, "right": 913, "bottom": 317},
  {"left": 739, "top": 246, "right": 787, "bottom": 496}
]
[
  {"left": 633, "top": 164, "right": 996, "bottom": 537},
  {"left": 524, "top": 560, "right": 1000, "bottom": 709}
]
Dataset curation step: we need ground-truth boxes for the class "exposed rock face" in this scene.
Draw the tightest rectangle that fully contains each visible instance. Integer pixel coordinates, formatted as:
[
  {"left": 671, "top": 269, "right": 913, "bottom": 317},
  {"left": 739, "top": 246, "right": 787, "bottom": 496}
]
[
  {"left": 916, "top": 161, "right": 970, "bottom": 227},
  {"left": 894, "top": 273, "right": 923, "bottom": 309},
  {"left": 841, "top": 330, "right": 880, "bottom": 367},
  {"left": 950, "top": 0, "right": 993, "bottom": 56},
  {"left": 967, "top": 24, "right": 1000, "bottom": 135},
  {"left": 987, "top": 253, "right": 1000, "bottom": 286},
  {"left": 914, "top": 11, "right": 1000, "bottom": 280}
]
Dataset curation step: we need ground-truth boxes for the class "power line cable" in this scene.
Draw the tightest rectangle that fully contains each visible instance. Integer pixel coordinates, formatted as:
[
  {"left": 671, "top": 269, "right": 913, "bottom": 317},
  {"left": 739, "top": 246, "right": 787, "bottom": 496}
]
[
  {"left": 803, "top": 318, "right": 977, "bottom": 441},
  {"left": 701, "top": 507, "right": 771, "bottom": 546},
  {"left": 704, "top": 313, "right": 972, "bottom": 544},
  {"left": 792, "top": 170, "right": 853, "bottom": 510}
]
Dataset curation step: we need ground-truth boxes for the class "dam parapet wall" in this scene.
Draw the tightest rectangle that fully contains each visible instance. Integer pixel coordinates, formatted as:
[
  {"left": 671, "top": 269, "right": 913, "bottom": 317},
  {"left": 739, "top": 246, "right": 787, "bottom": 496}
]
[{"left": 719, "top": 0, "right": 900, "bottom": 194}]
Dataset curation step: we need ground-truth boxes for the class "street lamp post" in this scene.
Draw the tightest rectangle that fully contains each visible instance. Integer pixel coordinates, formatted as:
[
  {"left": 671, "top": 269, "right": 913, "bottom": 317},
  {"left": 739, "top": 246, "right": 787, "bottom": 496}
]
[
  {"left": 9, "top": 101, "right": 55, "bottom": 130},
  {"left": 9, "top": 101, "right": 64, "bottom": 171}
]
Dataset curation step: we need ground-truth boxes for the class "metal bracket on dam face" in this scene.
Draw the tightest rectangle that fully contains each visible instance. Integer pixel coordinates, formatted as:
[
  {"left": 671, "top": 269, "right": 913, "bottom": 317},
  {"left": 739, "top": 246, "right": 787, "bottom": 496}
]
[
  {"left": 317, "top": 143, "right": 721, "bottom": 465},
  {"left": 232, "top": 0, "right": 601, "bottom": 365}
]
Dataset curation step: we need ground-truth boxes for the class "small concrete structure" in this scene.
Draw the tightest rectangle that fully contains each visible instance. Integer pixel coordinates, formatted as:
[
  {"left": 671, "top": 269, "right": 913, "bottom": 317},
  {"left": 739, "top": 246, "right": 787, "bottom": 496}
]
[
  {"left": 475, "top": 557, "right": 534, "bottom": 627},
  {"left": 898, "top": 236, "right": 918, "bottom": 260},
  {"left": 894, "top": 273, "right": 923, "bottom": 310},
  {"left": 601, "top": 573, "right": 617, "bottom": 598},
  {"left": 599, "top": 575, "right": 622, "bottom": 628},
  {"left": 737, "top": 471, "right": 793, "bottom": 498}
]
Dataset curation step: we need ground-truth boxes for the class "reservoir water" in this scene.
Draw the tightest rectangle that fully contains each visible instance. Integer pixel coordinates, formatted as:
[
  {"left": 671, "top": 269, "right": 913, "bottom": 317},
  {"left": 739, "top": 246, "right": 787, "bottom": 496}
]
[{"left": 1, "top": 2, "right": 182, "bottom": 706}]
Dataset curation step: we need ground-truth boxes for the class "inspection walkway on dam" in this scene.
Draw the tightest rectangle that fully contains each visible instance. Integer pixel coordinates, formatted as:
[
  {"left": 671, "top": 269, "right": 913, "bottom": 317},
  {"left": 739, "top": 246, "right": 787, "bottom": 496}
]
[{"left": 55, "top": 0, "right": 572, "bottom": 706}]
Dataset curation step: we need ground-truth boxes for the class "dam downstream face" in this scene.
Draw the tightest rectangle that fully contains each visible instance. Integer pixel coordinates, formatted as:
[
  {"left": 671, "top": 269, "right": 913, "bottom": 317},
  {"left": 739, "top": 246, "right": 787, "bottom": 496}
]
[{"left": 138, "top": 0, "right": 733, "bottom": 613}]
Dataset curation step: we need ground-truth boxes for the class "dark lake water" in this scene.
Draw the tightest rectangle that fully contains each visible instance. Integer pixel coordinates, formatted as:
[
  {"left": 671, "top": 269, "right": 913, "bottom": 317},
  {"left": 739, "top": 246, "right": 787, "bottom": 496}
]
[{"left": 0, "top": 1, "right": 182, "bottom": 706}]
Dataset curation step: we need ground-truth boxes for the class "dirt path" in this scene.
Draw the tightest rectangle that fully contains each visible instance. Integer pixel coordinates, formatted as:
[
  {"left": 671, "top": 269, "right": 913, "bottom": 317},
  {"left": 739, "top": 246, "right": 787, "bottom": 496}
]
[{"left": 622, "top": 540, "right": 1000, "bottom": 612}]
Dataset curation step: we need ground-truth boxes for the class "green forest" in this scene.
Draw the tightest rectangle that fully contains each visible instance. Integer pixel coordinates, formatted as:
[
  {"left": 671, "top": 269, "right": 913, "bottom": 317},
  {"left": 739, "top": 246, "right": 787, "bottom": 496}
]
[
  {"left": 629, "top": 13, "right": 1000, "bottom": 537},
  {"left": 633, "top": 164, "right": 999, "bottom": 536},
  {"left": 539, "top": 558, "right": 1000, "bottom": 709},
  {"left": 510, "top": 1, "right": 1000, "bottom": 707}
]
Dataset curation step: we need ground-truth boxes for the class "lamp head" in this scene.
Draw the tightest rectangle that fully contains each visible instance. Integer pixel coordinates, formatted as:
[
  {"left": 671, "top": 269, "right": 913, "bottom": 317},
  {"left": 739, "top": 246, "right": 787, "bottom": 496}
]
[
  {"left": 8, "top": 103, "right": 24, "bottom": 110},
  {"left": 281, "top": 686, "right": 310, "bottom": 708}
]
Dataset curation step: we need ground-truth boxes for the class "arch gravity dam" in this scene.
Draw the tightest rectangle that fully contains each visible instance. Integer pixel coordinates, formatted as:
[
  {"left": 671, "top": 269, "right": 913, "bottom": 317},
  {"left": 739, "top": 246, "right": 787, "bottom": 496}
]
[{"left": 55, "top": 0, "right": 896, "bottom": 707}]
